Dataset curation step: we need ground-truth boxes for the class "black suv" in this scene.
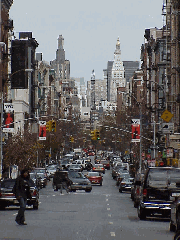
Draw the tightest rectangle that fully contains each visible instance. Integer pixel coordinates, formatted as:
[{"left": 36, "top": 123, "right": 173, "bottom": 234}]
[{"left": 138, "top": 167, "right": 180, "bottom": 220}]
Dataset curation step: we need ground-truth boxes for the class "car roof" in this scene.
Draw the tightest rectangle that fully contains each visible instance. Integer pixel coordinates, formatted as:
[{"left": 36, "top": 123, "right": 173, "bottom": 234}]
[{"left": 1, "top": 178, "right": 16, "bottom": 182}]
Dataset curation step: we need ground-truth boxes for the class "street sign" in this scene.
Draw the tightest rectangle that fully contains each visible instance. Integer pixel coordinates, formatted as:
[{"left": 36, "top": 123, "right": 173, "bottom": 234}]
[
  {"left": 166, "top": 148, "right": 173, "bottom": 158},
  {"left": 162, "top": 123, "right": 174, "bottom": 134},
  {"left": 161, "top": 109, "right": 173, "bottom": 123}
]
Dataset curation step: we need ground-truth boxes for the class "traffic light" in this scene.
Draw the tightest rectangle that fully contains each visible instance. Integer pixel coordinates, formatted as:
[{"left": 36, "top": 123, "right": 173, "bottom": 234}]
[
  {"left": 96, "top": 130, "right": 100, "bottom": 140},
  {"left": 90, "top": 130, "right": 96, "bottom": 140},
  {"left": 51, "top": 120, "right": 56, "bottom": 132},
  {"left": 46, "top": 120, "right": 52, "bottom": 132},
  {"left": 70, "top": 136, "right": 74, "bottom": 142}
]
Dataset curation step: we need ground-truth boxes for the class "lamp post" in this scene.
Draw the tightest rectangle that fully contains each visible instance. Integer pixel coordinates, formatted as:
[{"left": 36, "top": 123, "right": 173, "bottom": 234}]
[
  {"left": 120, "top": 91, "right": 142, "bottom": 174},
  {"left": 0, "top": 68, "right": 33, "bottom": 179}
]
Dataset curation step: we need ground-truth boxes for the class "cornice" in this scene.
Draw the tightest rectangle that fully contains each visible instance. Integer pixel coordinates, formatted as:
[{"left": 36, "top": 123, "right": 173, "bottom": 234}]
[{"left": 2, "top": 0, "right": 13, "bottom": 11}]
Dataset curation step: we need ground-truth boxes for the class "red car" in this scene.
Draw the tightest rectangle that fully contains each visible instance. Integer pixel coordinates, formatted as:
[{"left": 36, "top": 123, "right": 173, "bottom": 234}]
[{"left": 86, "top": 172, "right": 103, "bottom": 186}]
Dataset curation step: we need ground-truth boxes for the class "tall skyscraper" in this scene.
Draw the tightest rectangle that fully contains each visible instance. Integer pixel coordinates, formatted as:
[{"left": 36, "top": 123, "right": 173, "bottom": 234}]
[
  {"left": 50, "top": 35, "right": 70, "bottom": 80},
  {"left": 110, "top": 37, "right": 126, "bottom": 102}
]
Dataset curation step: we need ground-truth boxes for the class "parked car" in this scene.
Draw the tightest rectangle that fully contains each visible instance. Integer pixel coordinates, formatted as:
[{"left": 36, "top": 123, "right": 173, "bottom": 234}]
[
  {"left": 116, "top": 170, "right": 130, "bottom": 186},
  {"left": 92, "top": 164, "right": 105, "bottom": 174},
  {"left": 170, "top": 193, "right": 180, "bottom": 232},
  {"left": 68, "top": 171, "right": 92, "bottom": 192},
  {"left": 0, "top": 178, "right": 39, "bottom": 210},
  {"left": 119, "top": 176, "right": 134, "bottom": 192},
  {"left": 112, "top": 165, "right": 124, "bottom": 179},
  {"left": 174, "top": 231, "right": 180, "bottom": 240},
  {"left": 138, "top": 167, "right": 180, "bottom": 220},
  {"left": 86, "top": 172, "right": 103, "bottom": 186}
]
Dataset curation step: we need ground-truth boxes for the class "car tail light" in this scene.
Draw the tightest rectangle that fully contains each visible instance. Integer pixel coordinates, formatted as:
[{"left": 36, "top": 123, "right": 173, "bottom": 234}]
[
  {"left": 33, "top": 190, "right": 37, "bottom": 196},
  {"left": 0, "top": 192, "right": 2, "bottom": 197},
  {"left": 143, "top": 189, "right": 147, "bottom": 197},
  {"left": 93, "top": 167, "right": 96, "bottom": 170}
]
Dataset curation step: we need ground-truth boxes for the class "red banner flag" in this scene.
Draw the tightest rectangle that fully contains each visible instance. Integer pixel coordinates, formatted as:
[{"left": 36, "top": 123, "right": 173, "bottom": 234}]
[
  {"left": 39, "top": 121, "right": 46, "bottom": 140},
  {"left": 131, "top": 119, "right": 140, "bottom": 142}
]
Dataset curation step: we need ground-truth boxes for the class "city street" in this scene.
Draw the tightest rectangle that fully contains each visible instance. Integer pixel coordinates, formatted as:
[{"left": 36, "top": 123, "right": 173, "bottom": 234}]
[{"left": 0, "top": 169, "right": 174, "bottom": 240}]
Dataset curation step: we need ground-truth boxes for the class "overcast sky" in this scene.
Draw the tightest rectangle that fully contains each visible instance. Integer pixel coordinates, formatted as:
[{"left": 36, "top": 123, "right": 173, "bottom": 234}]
[{"left": 10, "top": 0, "right": 163, "bottom": 82}]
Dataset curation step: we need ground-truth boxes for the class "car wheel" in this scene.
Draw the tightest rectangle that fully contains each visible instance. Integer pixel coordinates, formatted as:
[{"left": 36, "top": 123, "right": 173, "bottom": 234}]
[
  {"left": 0, "top": 205, "right": 6, "bottom": 210},
  {"left": 119, "top": 188, "right": 122, "bottom": 193},
  {"left": 138, "top": 205, "right": 146, "bottom": 220},
  {"left": 103, "top": 171, "right": 105, "bottom": 174},
  {"left": 72, "top": 189, "right": 76, "bottom": 192},
  {"left": 170, "top": 220, "right": 176, "bottom": 232},
  {"left": 134, "top": 201, "right": 139, "bottom": 208},
  {"left": 100, "top": 182, "right": 102, "bottom": 186},
  {"left": 85, "top": 189, "right": 91, "bottom": 192},
  {"left": 174, "top": 231, "right": 180, "bottom": 240},
  {"left": 176, "top": 213, "right": 180, "bottom": 231}
]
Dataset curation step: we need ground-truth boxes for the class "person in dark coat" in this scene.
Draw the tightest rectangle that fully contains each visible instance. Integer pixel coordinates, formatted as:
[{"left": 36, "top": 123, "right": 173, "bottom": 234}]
[{"left": 14, "top": 169, "right": 32, "bottom": 225}]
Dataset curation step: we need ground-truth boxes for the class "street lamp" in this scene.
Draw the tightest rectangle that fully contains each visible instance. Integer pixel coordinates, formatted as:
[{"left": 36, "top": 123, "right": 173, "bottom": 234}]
[
  {"left": 119, "top": 91, "right": 142, "bottom": 174},
  {"left": 0, "top": 68, "right": 33, "bottom": 179}
]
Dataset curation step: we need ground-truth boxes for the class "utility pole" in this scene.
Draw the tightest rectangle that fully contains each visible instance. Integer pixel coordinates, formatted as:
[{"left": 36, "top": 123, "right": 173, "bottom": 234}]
[{"left": 139, "top": 103, "right": 142, "bottom": 174}]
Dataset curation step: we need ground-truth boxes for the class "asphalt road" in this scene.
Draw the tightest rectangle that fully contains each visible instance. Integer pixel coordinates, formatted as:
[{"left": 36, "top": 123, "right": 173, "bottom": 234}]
[{"left": 0, "top": 169, "right": 175, "bottom": 240}]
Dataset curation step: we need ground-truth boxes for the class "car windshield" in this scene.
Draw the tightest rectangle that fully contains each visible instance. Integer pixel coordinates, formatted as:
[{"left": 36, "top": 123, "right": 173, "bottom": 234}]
[
  {"left": 34, "top": 169, "right": 45, "bottom": 173},
  {"left": 121, "top": 173, "right": 130, "bottom": 177},
  {"left": 70, "top": 165, "right": 79, "bottom": 168},
  {"left": 1, "top": 180, "right": 15, "bottom": 189},
  {"left": 69, "top": 171, "right": 84, "bottom": 178},
  {"left": 61, "top": 161, "right": 69, "bottom": 165},
  {"left": 114, "top": 165, "right": 122, "bottom": 170},
  {"left": 168, "top": 169, "right": 180, "bottom": 184},
  {"left": 95, "top": 164, "right": 103, "bottom": 168},
  {"left": 88, "top": 172, "right": 100, "bottom": 177},
  {"left": 47, "top": 166, "right": 56, "bottom": 170},
  {"left": 147, "top": 168, "right": 180, "bottom": 187},
  {"left": 147, "top": 169, "right": 168, "bottom": 182},
  {"left": 28, "top": 179, "right": 35, "bottom": 187},
  {"left": 36, "top": 173, "right": 44, "bottom": 178},
  {"left": 30, "top": 173, "right": 36, "bottom": 179}
]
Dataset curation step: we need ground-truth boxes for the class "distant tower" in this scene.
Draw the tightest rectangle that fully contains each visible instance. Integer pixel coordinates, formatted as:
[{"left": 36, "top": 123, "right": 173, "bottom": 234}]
[
  {"left": 91, "top": 69, "right": 95, "bottom": 110},
  {"left": 50, "top": 35, "right": 70, "bottom": 80},
  {"left": 110, "top": 37, "right": 126, "bottom": 102},
  {"left": 56, "top": 35, "right": 65, "bottom": 64}
]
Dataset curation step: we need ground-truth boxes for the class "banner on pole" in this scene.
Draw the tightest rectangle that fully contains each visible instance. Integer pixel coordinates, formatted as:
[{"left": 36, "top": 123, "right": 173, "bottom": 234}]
[
  {"left": 131, "top": 119, "right": 140, "bottom": 142},
  {"left": 3, "top": 103, "right": 14, "bottom": 132},
  {"left": 39, "top": 121, "right": 46, "bottom": 140}
]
